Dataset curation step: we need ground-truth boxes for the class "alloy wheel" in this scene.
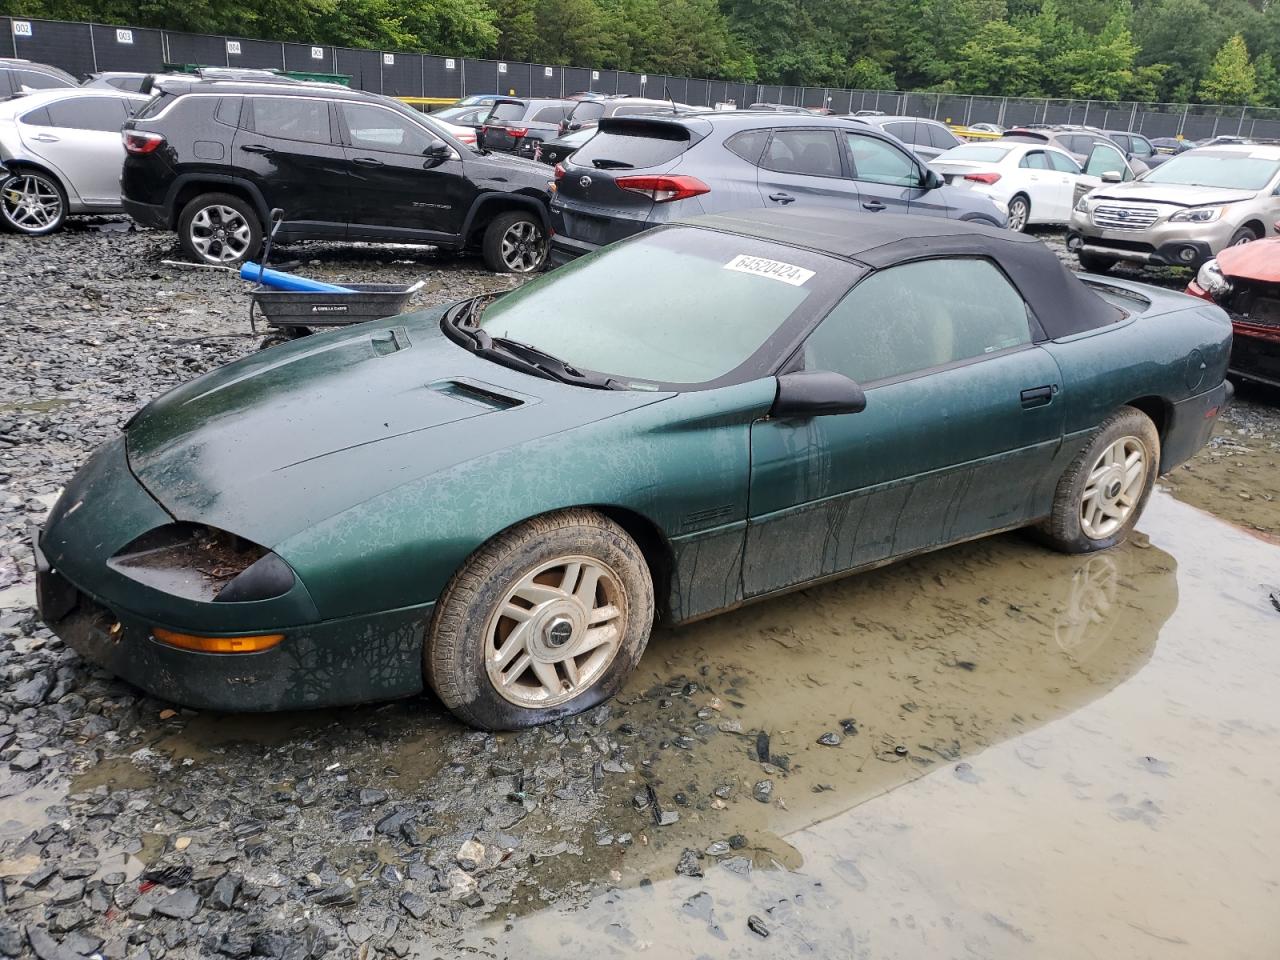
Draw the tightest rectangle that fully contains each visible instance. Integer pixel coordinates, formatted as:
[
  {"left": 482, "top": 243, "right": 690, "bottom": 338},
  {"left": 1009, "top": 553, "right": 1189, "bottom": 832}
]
[
  {"left": 1, "top": 173, "right": 63, "bottom": 232},
  {"left": 500, "top": 219, "right": 545, "bottom": 272},
  {"left": 1008, "top": 197, "right": 1028, "bottom": 232},
  {"left": 485, "top": 555, "right": 627, "bottom": 708},
  {"left": 1080, "top": 436, "right": 1147, "bottom": 539},
  {"left": 189, "top": 204, "right": 253, "bottom": 263}
]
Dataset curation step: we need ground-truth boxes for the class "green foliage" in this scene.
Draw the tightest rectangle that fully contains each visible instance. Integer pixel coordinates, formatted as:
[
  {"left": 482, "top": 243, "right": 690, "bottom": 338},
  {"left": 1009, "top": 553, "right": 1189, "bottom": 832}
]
[
  {"left": 5, "top": 0, "right": 1280, "bottom": 105},
  {"left": 1199, "top": 34, "right": 1257, "bottom": 104}
]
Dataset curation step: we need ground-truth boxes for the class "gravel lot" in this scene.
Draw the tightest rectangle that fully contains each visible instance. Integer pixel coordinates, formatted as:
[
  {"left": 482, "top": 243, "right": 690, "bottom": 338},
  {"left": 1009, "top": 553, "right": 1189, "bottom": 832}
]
[{"left": 1, "top": 220, "right": 1278, "bottom": 960}]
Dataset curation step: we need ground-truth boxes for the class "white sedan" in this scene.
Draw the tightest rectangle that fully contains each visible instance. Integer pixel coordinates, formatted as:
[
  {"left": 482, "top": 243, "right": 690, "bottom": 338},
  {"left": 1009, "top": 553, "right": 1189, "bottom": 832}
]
[{"left": 929, "top": 141, "right": 1129, "bottom": 232}]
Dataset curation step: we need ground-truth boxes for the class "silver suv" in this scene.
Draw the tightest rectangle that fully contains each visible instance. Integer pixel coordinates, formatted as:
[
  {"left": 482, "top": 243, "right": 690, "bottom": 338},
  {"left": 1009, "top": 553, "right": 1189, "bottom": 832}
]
[{"left": 1069, "top": 143, "right": 1280, "bottom": 271}]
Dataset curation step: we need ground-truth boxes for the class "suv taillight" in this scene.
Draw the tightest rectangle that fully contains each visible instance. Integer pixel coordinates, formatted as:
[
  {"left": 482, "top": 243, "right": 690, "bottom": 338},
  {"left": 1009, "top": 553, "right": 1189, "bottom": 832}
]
[
  {"left": 123, "top": 130, "right": 165, "bottom": 155},
  {"left": 507, "top": 127, "right": 528, "bottom": 138},
  {"left": 614, "top": 175, "right": 710, "bottom": 203},
  {"left": 554, "top": 164, "right": 565, "bottom": 180}
]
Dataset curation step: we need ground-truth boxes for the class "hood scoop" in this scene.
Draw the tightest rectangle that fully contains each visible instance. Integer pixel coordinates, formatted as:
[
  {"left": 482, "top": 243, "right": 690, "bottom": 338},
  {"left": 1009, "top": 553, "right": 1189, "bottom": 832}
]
[{"left": 428, "top": 378, "right": 525, "bottom": 411}]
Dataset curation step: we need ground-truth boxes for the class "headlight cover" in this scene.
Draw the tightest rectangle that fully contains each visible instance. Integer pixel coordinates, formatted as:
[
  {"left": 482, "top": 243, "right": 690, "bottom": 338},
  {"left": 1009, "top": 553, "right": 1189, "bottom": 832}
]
[
  {"left": 1170, "top": 206, "right": 1223, "bottom": 223},
  {"left": 108, "top": 523, "right": 296, "bottom": 603},
  {"left": 1075, "top": 195, "right": 1090, "bottom": 213},
  {"left": 1195, "top": 258, "right": 1233, "bottom": 299}
]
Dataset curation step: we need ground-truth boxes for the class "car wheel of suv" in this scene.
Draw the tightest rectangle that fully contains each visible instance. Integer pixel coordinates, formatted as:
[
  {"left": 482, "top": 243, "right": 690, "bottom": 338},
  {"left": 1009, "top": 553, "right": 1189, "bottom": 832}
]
[
  {"left": 1228, "top": 225, "right": 1260, "bottom": 246},
  {"left": 483, "top": 211, "right": 547, "bottom": 273},
  {"left": 1007, "top": 194, "right": 1030, "bottom": 232},
  {"left": 1077, "top": 251, "right": 1116, "bottom": 273},
  {"left": 0, "top": 169, "right": 67, "bottom": 235},
  {"left": 178, "top": 192, "right": 261, "bottom": 266}
]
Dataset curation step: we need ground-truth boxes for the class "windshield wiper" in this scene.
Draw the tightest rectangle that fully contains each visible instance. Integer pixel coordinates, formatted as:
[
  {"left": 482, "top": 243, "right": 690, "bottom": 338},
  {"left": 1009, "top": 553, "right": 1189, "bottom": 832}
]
[
  {"left": 591, "top": 158, "right": 634, "bottom": 169},
  {"left": 444, "top": 299, "right": 620, "bottom": 390}
]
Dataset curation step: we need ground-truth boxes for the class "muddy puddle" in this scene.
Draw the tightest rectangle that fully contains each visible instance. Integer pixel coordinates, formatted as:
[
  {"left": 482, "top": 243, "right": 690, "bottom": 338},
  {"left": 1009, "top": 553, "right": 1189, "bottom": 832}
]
[{"left": 406, "top": 491, "right": 1280, "bottom": 958}]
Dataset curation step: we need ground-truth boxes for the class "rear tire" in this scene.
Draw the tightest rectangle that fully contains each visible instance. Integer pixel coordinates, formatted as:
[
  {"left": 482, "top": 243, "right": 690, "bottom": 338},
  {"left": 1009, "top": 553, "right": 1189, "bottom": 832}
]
[
  {"left": 0, "top": 168, "right": 67, "bottom": 235},
  {"left": 1007, "top": 194, "right": 1030, "bottom": 232},
  {"left": 1037, "top": 406, "right": 1160, "bottom": 554},
  {"left": 178, "top": 192, "right": 261, "bottom": 266},
  {"left": 482, "top": 210, "right": 548, "bottom": 273},
  {"left": 1077, "top": 251, "right": 1116, "bottom": 273},
  {"left": 426, "top": 508, "right": 653, "bottom": 730}
]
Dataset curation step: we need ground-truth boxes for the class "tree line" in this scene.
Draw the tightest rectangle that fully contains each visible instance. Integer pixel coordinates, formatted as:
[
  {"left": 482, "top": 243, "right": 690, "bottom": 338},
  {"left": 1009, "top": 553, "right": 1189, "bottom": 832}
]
[{"left": 4, "top": 0, "right": 1279, "bottom": 106}]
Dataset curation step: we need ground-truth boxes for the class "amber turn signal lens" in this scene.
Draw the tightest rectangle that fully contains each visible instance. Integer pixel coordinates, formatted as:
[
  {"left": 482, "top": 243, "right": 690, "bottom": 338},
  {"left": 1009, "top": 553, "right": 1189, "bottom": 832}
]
[{"left": 151, "top": 628, "right": 284, "bottom": 653}]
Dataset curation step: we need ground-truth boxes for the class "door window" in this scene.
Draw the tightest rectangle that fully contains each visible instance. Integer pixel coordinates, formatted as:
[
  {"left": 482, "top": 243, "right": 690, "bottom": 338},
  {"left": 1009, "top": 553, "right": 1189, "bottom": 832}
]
[
  {"left": 1019, "top": 150, "right": 1050, "bottom": 169},
  {"left": 1129, "top": 136, "right": 1153, "bottom": 158},
  {"left": 42, "top": 97, "right": 130, "bottom": 132},
  {"left": 532, "top": 105, "right": 570, "bottom": 123},
  {"left": 342, "top": 103, "right": 438, "bottom": 154},
  {"left": 15, "top": 70, "right": 71, "bottom": 92},
  {"left": 1084, "top": 144, "right": 1130, "bottom": 179},
  {"left": 250, "top": 97, "right": 331, "bottom": 144},
  {"left": 927, "top": 123, "right": 961, "bottom": 149},
  {"left": 845, "top": 133, "right": 917, "bottom": 186},
  {"left": 883, "top": 120, "right": 919, "bottom": 143},
  {"left": 801, "top": 258, "right": 1033, "bottom": 384},
  {"left": 761, "top": 130, "right": 843, "bottom": 177},
  {"left": 1046, "top": 150, "right": 1080, "bottom": 173}
]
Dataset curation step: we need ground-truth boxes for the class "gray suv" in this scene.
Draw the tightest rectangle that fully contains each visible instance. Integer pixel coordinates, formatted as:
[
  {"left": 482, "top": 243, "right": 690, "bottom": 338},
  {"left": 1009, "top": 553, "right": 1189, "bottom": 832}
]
[{"left": 549, "top": 112, "right": 1007, "bottom": 266}]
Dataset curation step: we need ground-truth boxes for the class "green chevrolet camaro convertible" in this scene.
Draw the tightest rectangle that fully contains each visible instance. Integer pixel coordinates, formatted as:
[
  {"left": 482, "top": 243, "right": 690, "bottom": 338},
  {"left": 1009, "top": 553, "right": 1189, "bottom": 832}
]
[{"left": 36, "top": 211, "right": 1231, "bottom": 729}]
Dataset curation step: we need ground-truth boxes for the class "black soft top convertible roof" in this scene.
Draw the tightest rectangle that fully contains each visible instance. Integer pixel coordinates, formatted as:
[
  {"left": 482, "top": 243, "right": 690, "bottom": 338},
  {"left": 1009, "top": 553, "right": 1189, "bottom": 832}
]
[{"left": 685, "top": 209, "right": 1123, "bottom": 339}]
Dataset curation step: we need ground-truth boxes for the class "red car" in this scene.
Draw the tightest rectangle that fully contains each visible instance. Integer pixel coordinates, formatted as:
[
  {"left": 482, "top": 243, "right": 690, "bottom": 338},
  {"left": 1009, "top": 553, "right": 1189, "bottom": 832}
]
[{"left": 1187, "top": 232, "right": 1280, "bottom": 389}]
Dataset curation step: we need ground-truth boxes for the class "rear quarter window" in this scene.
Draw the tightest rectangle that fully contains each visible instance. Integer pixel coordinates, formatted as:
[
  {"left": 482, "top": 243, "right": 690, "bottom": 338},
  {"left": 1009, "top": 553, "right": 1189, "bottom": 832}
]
[
  {"left": 725, "top": 129, "right": 769, "bottom": 164},
  {"left": 532, "top": 105, "right": 569, "bottom": 123},
  {"left": 571, "top": 125, "right": 692, "bottom": 169},
  {"left": 135, "top": 91, "right": 176, "bottom": 120}
]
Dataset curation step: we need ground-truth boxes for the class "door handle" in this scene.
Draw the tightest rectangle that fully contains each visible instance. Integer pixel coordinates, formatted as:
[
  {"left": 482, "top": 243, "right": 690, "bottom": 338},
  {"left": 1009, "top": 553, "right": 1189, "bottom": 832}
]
[
  {"left": 353, "top": 157, "right": 384, "bottom": 167},
  {"left": 241, "top": 144, "right": 274, "bottom": 154},
  {"left": 31, "top": 133, "right": 60, "bottom": 143},
  {"left": 1020, "top": 385, "right": 1055, "bottom": 408},
  {"left": 862, "top": 200, "right": 886, "bottom": 211},
  {"left": 768, "top": 192, "right": 795, "bottom": 204}
]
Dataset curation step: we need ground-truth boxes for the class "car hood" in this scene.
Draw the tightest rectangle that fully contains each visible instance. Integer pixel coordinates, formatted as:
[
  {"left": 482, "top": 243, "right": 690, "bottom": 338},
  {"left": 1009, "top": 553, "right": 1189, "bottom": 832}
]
[
  {"left": 126, "top": 309, "right": 667, "bottom": 547},
  {"left": 1215, "top": 235, "right": 1280, "bottom": 281},
  {"left": 1087, "top": 181, "right": 1258, "bottom": 207}
]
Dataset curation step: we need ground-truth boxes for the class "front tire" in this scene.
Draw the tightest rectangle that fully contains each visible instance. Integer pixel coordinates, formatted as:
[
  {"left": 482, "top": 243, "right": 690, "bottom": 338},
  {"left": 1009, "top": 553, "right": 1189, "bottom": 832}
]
[
  {"left": 1038, "top": 406, "right": 1160, "bottom": 554},
  {"left": 0, "top": 169, "right": 67, "bottom": 235},
  {"left": 1077, "top": 251, "right": 1116, "bottom": 273},
  {"left": 426, "top": 509, "right": 654, "bottom": 730},
  {"left": 482, "top": 210, "right": 548, "bottom": 273},
  {"left": 1228, "top": 224, "right": 1260, "bottom": 247},
  {"left": 178, "top": 192, "right": 261, "bottom": 266},
  {"left": 1007, "top": 194, "right": 1030, "bottom": 232}
]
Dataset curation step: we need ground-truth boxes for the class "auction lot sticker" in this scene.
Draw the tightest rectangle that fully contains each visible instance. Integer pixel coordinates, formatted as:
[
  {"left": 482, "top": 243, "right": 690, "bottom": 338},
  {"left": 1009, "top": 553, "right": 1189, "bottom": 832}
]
[{"left": 724, "top": 254, "right": 815, "bottom": 286}]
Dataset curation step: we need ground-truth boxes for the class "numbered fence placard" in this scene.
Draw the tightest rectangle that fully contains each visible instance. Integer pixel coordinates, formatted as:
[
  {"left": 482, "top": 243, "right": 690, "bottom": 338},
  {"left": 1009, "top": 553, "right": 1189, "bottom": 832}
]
[
  {"left": 226, "top": 40, "right": 241, "bottom": 55},
  {"left": 116, "top": 28, "right": 133, "bottom": 44},
  {"left": 12, "top": 21, "right": 32, "bottom": 37},
  {"left": 311, "top": 46, "right": 324, "bottom": 59}
]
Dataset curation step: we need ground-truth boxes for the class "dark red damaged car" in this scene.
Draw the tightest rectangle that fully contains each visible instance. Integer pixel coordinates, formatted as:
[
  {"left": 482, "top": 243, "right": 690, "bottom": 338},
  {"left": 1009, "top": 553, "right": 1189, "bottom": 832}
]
[{"left": 1187, "top": 232, "right": 1280, "bottom": 389}]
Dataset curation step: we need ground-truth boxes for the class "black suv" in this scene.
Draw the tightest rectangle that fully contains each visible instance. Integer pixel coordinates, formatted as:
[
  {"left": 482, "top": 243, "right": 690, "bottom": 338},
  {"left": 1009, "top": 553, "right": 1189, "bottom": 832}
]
[
  {"left": 121, "top": 80, "right": 555, "bottom": 272},
  {"left": 0, "top": 59, "right": 78, "bottom": 100}
]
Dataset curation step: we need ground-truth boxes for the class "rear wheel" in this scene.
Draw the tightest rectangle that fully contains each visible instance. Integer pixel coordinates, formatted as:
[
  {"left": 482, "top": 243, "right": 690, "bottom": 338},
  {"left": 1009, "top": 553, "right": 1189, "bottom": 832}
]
[
  {"left": 1077, "top": 251, "right": 1116, "bottom": 273},
  {"left": 1037, "top": 406, "right": 1160, "bottom": 554},
  {"left": 0, "top": 169, "right": 67, "bottom": 235},
  {"left": 178, "top": 192, "right": 261, "bottom": 266},
  {"left": 482, "top": 210, "right": 548, "bottom": 273},
  {"left": 426, "top": 508, "right": 654, "bottom": 730},
  {"left": 1007, "top": 194, "right": 1030, "bottom": 232}
]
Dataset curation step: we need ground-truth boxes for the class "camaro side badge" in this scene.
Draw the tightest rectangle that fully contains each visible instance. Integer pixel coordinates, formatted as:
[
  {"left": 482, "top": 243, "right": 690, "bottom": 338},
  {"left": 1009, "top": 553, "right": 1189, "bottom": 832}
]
[{"left": 724, "top": 254, "right": 815, "bottom": 286}]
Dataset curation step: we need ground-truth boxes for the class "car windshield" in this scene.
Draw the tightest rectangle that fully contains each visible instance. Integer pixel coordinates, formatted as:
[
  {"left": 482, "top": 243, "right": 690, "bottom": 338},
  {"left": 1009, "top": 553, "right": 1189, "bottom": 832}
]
[
  {"left": 475, "top": 228, "right": 843, "bottom": 387},
  {"left": 489, "top": 102, "right": 526, "bottom": 122},
  {"left": 937, "top": 144, "right": 1013, "bottom": 162},
  {"left": 1144, "top": 151, "right": 1280, "bottom": 190}
]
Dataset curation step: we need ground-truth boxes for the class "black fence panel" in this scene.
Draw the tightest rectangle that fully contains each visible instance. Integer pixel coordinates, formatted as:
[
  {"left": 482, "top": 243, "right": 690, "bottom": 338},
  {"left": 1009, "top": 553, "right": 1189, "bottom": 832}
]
[
  {"left": 10, "top": 19, "right": 95, "bottom": 78},
  {"left": 561, "top": 66, "right": 590, "bottom": 96},
  {"left": 502, "top": 62, "right": 531, "bottom": 96},
  {"left": 1003, "top": 100, "right": 1040, "bottom": 126},
  {"left": 166, "top": 31, "right": 228, "bottom": 67},
  {"left": 828, "top": 89, "right": 854, "bottom": 114},
  {"left": 937, "top": 95, "right": 969, "bottom": 123},
  {"left": 528, "top": 64, "right": 558, "bottom": 98},
  {"left": 463, "top": 59, "right": 498, "bottom": 95},
  {"left": 1136, "top": 110, "right": 1180, "bottom": 137},
  {"left": 587, "top": 69, "right": 614, "bottom": 94},
  {"left": 616, "top": 71, "right": 643, "bottom": 96},
  {"left": 1248, "top": 117, "right": 1280, "bottom": 139},
  {"left": 381, "top": 52, "right": 422, "bottom": 97},
  {"left": 730, "top": 82, "right": 755, "bottom": 107},
  {"left": 782, "top": 85, "right": 804, "bottom": 106},
  {"left": 1040, "top": 101, "right": 1071, "bottom": 124},
  {"left": 424, "top": 55, "right": 461, "bottom": 99},
  {"left": 755, "top": 84, "right": 780, "bottom": 104},
  {"left": 226, "top": 37, "right": 283, "bottom": 70},
  {"left": 902, "top": 92, "right": 936, "bottom": 118},
  {"left": 1180, "top": 112, "right": 1220, "bottom": 140},
  {"left": 685, "top": 78, "right": 709, "bottom": 107},
  {"left": 335, "top": 47, "right": 382, "bottom": 91},
  {"left": 284, "top": 42, "right": 334, "bottom": 73},
  {"left": 1, "top": 18, "right": 13, "bottom": 58},
  {"left": 90, "top": 24, "right": 164, "bottom": 73},
  {"left": 968, "top": 97, "right": 1002, "bottom": 124}
]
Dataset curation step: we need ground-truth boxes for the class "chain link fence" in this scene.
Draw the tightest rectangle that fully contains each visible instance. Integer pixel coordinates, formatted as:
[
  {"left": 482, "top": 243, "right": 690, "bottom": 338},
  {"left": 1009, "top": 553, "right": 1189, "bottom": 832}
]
[{"left": 6, "top": 14, "right": 1280, "bottom": 137}]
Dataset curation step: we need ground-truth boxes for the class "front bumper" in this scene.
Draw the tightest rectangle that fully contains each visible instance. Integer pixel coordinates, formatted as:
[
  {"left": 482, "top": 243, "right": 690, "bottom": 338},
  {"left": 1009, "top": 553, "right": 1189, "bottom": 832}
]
[
  {"left": 1068, "top": 209, "right": 1235, "bottom": 268},
  {"left": 37, "top": 537, "right": 431, "bottom": 712},
  {"left": 121, "top": 196, "right": 169, "bottom": 230}
]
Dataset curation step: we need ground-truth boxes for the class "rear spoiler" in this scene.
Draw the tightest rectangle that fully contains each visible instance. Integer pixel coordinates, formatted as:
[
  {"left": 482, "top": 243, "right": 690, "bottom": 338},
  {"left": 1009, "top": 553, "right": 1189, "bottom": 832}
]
[{"left": 597, "top": 115, "right": 713, "bottom": 144}]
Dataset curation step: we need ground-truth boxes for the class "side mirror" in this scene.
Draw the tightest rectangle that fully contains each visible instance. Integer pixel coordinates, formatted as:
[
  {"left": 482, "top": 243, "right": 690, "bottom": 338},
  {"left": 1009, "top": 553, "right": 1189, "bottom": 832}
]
[
  {"left": 568, "top": 121, "right": 582, "bottom": 131},
  {"left": 423, "top": 141, "right": 455, "bottom": 166},
  {"left": 1101, "top": 170, "right": 1122, "bottom": 183},
  {"left": 921, "top": 167, "right": 944, "bottom": 190},
  {"left": 771, "top": 371, "right": 867, "bottom": 419}
]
